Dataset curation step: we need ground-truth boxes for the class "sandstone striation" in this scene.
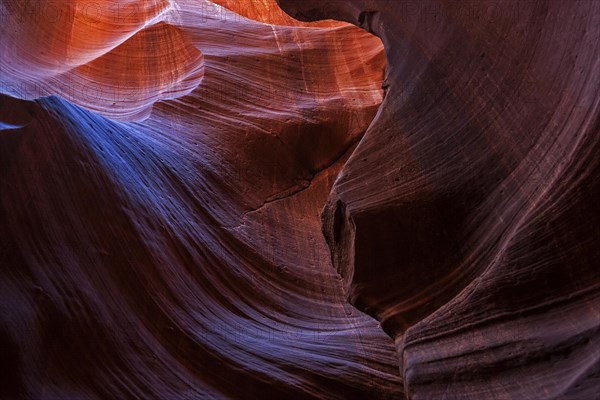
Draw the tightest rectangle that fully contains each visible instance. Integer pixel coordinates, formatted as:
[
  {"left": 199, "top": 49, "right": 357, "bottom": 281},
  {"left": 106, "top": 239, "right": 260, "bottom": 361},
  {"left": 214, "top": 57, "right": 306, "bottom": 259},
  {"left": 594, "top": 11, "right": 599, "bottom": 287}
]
[
  {"left": 1, "top": 0, "right": 599, "bottom": 399},
  {"left": 279, "top": 0, "right": 600, "bottom": 398}
]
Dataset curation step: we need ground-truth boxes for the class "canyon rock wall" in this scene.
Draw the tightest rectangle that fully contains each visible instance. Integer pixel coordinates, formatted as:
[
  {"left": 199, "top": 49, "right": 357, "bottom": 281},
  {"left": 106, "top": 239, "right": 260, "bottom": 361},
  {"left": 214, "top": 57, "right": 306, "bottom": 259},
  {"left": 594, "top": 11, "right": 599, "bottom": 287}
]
[
  {"left": 1, "top": 1, "right": 402, "bottom": 398},
  {"left": 278, "top": 0, "right": 600, "bottom": 398},
  {"left": 1, "top": 0, "right": 599, "bottom": 398}
]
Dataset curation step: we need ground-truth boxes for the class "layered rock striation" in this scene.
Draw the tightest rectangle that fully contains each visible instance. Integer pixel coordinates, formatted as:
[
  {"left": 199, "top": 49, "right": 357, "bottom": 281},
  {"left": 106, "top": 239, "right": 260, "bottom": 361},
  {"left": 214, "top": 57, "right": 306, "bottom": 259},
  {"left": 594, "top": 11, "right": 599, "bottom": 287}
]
[
  {"left": 1, "top": 1, "right": 401, "bottom": 398},
  {"left": 1, "top": 0, "right": 599, "bottom": 399},
  {"left": 279, "top": 0, "right": 600, "bottom": 398}
]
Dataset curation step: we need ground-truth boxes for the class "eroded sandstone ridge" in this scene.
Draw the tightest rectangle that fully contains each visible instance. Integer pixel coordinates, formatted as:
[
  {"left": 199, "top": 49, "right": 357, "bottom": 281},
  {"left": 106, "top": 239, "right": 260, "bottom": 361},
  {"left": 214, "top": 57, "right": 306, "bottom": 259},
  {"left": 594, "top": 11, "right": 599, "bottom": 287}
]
[
  {"left": 1, "top": 1, "right": 402, "bottom": 398},
  {"left": 278, "top": 0, "right": 600, "bottom": 398},
  {"left": 1, "top": 0, "right": 599, "bottom": 399}
]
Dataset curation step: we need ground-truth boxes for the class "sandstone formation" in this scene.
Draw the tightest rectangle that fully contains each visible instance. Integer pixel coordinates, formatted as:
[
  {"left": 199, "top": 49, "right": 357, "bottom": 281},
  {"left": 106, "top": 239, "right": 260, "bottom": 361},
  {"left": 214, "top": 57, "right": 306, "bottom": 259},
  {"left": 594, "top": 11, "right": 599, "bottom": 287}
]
[
  {"left": 279, "top": 0, "right": 600, "bottom": 398},
  {"left": 1, "top": 0, "right": 599, "bottom": 399}
]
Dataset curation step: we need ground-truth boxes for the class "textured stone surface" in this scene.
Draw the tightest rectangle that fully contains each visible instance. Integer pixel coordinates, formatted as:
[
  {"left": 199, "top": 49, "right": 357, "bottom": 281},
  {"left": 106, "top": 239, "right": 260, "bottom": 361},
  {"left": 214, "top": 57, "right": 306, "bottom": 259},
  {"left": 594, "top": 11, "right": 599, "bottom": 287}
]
[
  {"left": 279, "top": 0, "right": 600, "bottom": 398},
  {"left": 1, "top": 0, "right": 600, "bottom": 399},
  {"left": 1, "top": 1, "right": 400, "bottom": 398}
]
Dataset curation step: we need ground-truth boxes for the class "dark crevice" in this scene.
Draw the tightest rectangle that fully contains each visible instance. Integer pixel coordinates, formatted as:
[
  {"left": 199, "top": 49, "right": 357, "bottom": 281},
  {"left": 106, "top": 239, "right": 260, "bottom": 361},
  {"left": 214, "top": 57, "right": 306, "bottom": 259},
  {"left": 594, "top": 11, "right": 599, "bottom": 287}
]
[{"left": 332, "top": 200, "right": 346, "bottom": 244}]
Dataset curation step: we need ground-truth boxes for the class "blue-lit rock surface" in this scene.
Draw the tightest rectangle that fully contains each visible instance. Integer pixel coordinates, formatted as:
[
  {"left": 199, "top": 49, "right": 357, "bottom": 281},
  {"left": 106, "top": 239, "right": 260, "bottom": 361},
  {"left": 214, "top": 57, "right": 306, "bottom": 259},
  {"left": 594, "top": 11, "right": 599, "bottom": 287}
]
[
  {"left": 1, "top": 0, "right": 599, "bottom": 398},
  {"left": 1, "top": 1, "right": 398, "bottom": 398}
]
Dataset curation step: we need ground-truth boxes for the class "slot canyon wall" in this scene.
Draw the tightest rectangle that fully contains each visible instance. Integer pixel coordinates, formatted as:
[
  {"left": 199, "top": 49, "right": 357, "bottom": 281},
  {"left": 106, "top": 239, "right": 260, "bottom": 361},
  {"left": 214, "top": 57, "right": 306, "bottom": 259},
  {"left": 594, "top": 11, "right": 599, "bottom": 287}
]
[{"left": 1, "top": 0, "right": 599, "bottom": 399}]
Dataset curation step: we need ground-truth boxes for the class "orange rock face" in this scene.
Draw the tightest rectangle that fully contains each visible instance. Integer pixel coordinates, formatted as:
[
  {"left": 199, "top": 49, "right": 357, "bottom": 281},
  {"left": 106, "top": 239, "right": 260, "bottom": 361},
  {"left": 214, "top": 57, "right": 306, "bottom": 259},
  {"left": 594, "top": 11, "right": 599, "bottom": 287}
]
[
  {"left": 1, "top": 0, "right": 599, "bottom": 399},
  {"left": 1, "top": 0, "right": 399, "bottom": 398}
]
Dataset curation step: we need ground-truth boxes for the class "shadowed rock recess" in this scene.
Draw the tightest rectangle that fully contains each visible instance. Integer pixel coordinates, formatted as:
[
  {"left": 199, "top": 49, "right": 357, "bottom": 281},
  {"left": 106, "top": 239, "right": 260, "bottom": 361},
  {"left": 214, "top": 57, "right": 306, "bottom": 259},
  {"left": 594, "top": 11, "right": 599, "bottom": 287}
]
[{"left": 0, "top": 0, "right": 598, "bottom": 399}]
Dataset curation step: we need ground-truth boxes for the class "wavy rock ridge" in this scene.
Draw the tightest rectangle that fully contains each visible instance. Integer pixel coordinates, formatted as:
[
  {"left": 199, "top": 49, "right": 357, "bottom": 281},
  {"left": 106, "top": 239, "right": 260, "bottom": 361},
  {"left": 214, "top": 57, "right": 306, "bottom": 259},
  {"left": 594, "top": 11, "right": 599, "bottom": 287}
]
[
  {"left": 1, "top": 0, "right": 204, "bottom": 120},
  {"left": 2, "top": 0, "right": 600, "bottom": 399},
  {"left": 279, "top": 0, "right": 600, "bottom": 398},
  {"left": 1, "top": 0, "right": 403, "bottom": 398}
]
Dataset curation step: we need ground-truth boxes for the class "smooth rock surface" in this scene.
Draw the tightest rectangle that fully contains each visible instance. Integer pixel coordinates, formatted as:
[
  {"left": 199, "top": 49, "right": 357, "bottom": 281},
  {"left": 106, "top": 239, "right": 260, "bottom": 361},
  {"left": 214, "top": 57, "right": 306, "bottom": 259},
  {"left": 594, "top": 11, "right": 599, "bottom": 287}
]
[
  {"left": 1, "top": 1, "right": 400, "bottom": 398},
  {"left": 278, "top": 0, "right": 600, "bottom": 398},
  {"left": 2, "top": 0, "right": 599, "bottom": 399}
]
